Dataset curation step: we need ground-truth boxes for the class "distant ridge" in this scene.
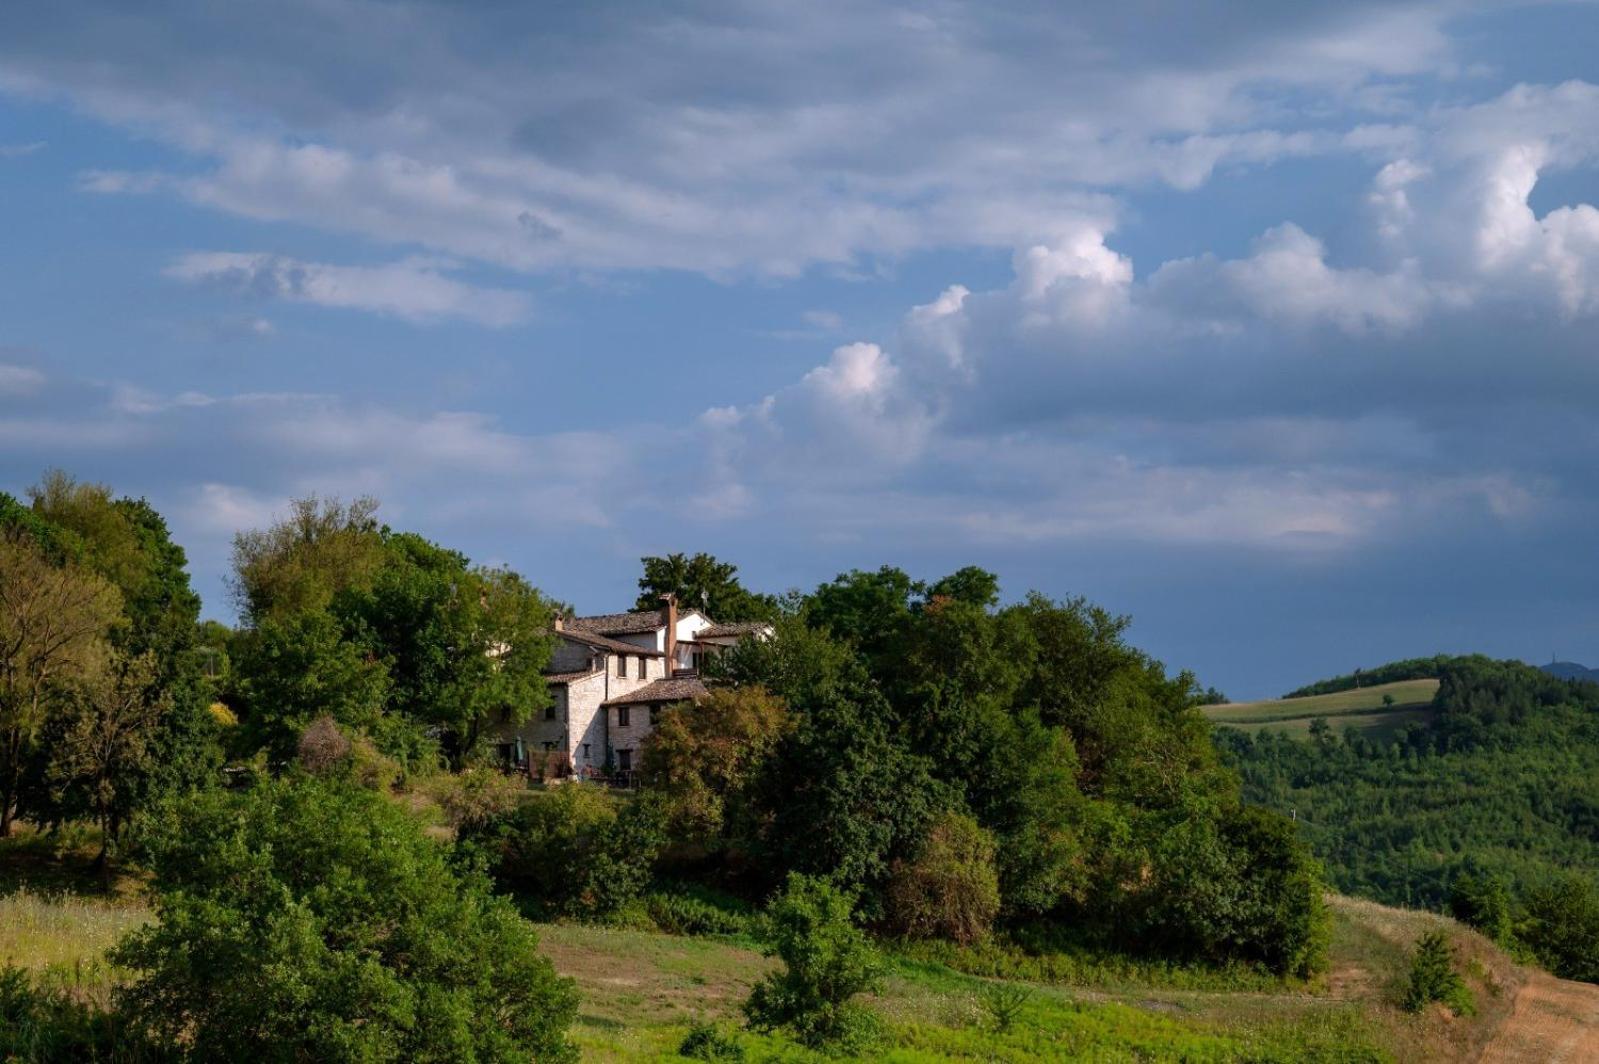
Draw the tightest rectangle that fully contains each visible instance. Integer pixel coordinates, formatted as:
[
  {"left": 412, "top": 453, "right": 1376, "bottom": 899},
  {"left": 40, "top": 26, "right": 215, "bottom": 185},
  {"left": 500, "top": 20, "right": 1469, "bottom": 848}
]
[{"left": 1541, "top": 660, "right": 1599, "bottom": 682}]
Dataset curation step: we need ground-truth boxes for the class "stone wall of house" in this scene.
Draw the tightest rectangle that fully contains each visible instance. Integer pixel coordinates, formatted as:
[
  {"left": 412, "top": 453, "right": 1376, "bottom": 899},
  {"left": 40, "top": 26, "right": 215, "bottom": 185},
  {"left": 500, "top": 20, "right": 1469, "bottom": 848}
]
[
  {"left": 607, "top": 701, "right": 667, "bottom": 772},
  {"left": 549, "top": 639, "right": 599, "bottom": 673}
]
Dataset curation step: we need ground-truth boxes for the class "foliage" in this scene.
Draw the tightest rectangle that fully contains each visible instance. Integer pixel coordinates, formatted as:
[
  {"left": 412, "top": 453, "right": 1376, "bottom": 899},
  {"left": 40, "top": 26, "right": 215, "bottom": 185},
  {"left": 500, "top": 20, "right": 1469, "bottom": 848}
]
[
  {"left": 702, "top": 569, "right": 1325, "bottom": 976},
  {"left": 0, "top": 964, "right": 163, "bottom": 1063},
  {"left": 677, "top": 1020, "right": 746, "bottom": 1061},
  {"left": 0, "top": 526, "right": 121, "bottom": 835},
  {"left": 232, "top": 609, "right": 390, "bottom": 762},
  {"left": 632, "top": 551, "right": 776, "bottom": 621},
  {"left": 743, "top": 873, "right": 884, "bottom": 1051},
  {"left": 639, "top": 686, "right": 790, "bottom": 844},
  {"left": 1520, "top": 873, "right": 1599, "bottom": 984},
  {"left": 641, "top": 883, "right": 756, "bottom": 937},
  {"left": 48, "top": 650, "right": 170, "bottom": 862},
  {"left": 1401, "top": 931, "right": 1474, "bottom": 1015},
  {"left": 1282, "top": 655, "right": 1458, "bottom": 698},
  {"left": 113, "top": 776, "right": 578, "bottom": 1062},
  {"left": 466, "top": 785, "right": 667, "bottom": 920},
  {"left": 1449, "top": 872, "right": 1513, "bottom": 945},
  {"left": 885, "top": 811, "right": 1001, "bottom": 945},
  {"left": 1218, "top": 654, "right": 1599, "bottom": 983},
  {"left": 976, "top": 982, "right": 1032, "bottom": 1034},
  {"left": 228, "top": 498, "right": 556, "bottom": 768}
]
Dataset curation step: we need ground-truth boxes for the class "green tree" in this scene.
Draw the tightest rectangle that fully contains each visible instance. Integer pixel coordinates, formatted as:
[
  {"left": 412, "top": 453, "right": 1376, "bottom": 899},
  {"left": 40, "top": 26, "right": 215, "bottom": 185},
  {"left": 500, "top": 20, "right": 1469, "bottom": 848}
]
[
  {"left": 633, "top": 552, "right": 775, "bottom": 621},
  {"left": 744, "top": 873, "right": 883, "bottom": 1050},
  {"left": 1521, "top": 874, "right": 1599, "bottom": 984},
  {"left": 233, "top": 610, "right": 391, "bottom": 763},
  {"left": 1449, "top": 872, "right": 1513, "bottom": 945},
  {"left": 0, "top": 530, "right": 121, "bottom": 835},
  {"left": 49, "top": 650, "right": 169, "bottom": 865},
  {"left": 1401, "top": 931, "right": 1474, "bottom": 1015},
  {"left": 640, "top": 686, "right": 791, "bottom": 844},
  {"left": 114, "top": 777, "right": 578, "bottom": 1062},
  {"left": 336, "top": 535, "right": 554, "bottom": 765},
  {"left": 230, "top": 495, "right": 384, "bottom": 622}
]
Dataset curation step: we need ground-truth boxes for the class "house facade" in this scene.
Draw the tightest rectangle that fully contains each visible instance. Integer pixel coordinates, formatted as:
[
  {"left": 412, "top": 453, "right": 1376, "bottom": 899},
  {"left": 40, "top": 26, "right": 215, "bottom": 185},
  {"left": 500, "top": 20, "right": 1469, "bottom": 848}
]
[{"left": 492, "top": 596, "right": 770, "bottom": 777}]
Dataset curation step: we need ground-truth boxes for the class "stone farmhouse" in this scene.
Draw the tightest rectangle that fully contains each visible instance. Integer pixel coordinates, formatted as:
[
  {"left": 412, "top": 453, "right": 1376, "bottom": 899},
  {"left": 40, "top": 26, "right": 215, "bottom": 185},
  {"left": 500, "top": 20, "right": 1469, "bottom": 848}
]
[{"left": 492, "top": 595, "right": 770, "bottom": 778}]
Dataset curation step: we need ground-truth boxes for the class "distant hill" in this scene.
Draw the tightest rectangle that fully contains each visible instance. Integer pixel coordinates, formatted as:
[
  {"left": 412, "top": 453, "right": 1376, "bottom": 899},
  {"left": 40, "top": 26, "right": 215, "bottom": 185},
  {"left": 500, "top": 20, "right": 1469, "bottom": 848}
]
[
  {"left": 1216, "top": 655, "right": 1599, "bottom": 931},
  {"left": 1542, "top": 660, "right": 1599, "bottom": 682}
]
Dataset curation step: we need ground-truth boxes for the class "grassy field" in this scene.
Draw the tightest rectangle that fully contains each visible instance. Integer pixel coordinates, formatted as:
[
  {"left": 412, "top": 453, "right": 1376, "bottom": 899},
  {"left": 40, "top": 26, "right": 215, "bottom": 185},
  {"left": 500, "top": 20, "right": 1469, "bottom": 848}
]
[
  {"left": 1204, "top": 679, "right": 1440, "bottom": 739},
  {"left": 2, "top": 819, "right": 1551, "bottom": 1062}
]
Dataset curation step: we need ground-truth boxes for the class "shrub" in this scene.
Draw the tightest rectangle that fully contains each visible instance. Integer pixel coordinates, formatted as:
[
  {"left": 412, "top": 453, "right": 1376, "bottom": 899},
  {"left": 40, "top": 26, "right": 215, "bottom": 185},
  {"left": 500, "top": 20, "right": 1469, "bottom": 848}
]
[
  {"left": 1402, "top": 931, "right": 1474, "bottom": 1016},
  {"left": 295, "top": 713, "right": 352, "bottom": 774},
  {"left": 976, "top": 982, "right": 1032, "bottom": 1034},
  {"left": 679, "top": 1020, "right": 746, "bottom": 1061},
  {"left": 643, "top": 884, "right": 756, "bottom": 937},
  {"left": 432, "top": 765, "right": 526, "bottom": 832},
  {"left": 1520, "top": 873, "right": 1599, "bottom": 983},
  {"left": 0, "top": 965, "right": 161, "bottom": 1063},
  {"left": 744, "top": 873, "right": 884, "bottom": 1051},
  {"left": 113, "top": 776, "right": 579, "bottom": 1062},
  {"left": 467, "top": 785, "right": 667, "bottom": 919},
  {"left": 885, "top": 811, "right": 1000, "bottom": 945},
  {"left": 1449, "top": 872, "right": 1513, "bottom": 945}
]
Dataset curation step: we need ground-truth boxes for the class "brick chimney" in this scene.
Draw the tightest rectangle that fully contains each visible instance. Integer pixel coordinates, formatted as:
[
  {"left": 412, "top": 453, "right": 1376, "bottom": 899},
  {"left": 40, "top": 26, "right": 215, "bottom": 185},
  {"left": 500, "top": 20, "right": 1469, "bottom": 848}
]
[{"left": 660, "top": 593, "right": 678, "bottom": 677}]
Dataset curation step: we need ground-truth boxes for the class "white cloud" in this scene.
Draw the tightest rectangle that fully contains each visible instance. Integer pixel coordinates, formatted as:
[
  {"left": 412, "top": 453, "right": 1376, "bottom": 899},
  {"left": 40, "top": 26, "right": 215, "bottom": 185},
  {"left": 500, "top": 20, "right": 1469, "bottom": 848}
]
[
  {"left": 0, "top": 141, "right": 44, "bottom": 158},
  {"left": 165, "top": 251, "right": 530, "bottom": 326},
  {"left": 1, "top": 2, "right": 1485, "bottom": 277},
  {"left": 0, "top": 364, "right": 46, "bottom": 397}
]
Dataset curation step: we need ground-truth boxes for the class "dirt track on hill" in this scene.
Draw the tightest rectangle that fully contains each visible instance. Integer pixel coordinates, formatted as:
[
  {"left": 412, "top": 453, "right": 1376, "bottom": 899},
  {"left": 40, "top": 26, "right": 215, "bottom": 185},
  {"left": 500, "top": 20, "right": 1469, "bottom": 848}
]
[{"left": 1478, "top": 971, "right": 1599, "bottom": 1063}]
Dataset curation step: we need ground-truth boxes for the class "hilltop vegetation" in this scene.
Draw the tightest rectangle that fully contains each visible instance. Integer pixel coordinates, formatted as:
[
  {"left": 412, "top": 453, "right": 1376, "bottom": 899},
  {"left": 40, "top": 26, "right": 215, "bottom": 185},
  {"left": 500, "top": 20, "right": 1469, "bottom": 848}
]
[
  {"left": 0, "top": 471, "right": 1340, "bottom": 1059},
  {"left": 1204, "top": 679, "right": 1439, "bottom": 740},
  {"left": 1218, "top": 654, "right": 1599, "bottom": 985}
]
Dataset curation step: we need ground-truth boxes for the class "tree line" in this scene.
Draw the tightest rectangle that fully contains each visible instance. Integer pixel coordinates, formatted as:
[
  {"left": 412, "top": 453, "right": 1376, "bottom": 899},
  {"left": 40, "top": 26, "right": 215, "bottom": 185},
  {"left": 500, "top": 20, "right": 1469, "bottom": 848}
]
[{"left": 2, "top": 471, "right": 1331, "bottom": 1058}]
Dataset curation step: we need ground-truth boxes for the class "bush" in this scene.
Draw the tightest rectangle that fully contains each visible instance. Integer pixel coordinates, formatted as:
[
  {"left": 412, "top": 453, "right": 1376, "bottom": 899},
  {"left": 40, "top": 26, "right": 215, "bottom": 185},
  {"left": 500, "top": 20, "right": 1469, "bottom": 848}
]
[
  {"left": 744, "top": 873, "right": 884, "bottom": 1051},
  {"left": 643, "top": 884, "right": 756, "bottom": 937},
  {"left": 1449, "top": 872, "right": 1513, "bottom": 945},
  {"left": 1520, "top": 873, "right": 1599, "bottom": 983},
  {"left": 885, "top": 811, "right": 1000, "bottom": 945},
  {"left": 466, "top": 785, "right": 667, "bottom": 919},
  {"left": 976, "top": 982, "right": 1032, "bottom": 1034},
  {"left": 1402, "top": 931, "right": 1474, "bottom": 1016},
  {"left": 679, "top": 1020, "right": 746, "bottom": 1061},
  {"left": 0, "top": 965, "right": 161, "bottom": 1063},
  {"left": 296, "top": 713, "right": 352, "bottom": 774},
  {"left": 113, "top": 776, "right": 579, "bottom": 1062}
]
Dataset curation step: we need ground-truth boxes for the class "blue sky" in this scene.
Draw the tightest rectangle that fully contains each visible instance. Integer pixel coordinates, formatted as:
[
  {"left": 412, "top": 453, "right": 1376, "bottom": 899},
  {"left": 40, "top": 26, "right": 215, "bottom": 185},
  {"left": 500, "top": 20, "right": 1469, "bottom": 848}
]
[{"left": 4, "top": 1, "right": 1599, "bottom": 697}]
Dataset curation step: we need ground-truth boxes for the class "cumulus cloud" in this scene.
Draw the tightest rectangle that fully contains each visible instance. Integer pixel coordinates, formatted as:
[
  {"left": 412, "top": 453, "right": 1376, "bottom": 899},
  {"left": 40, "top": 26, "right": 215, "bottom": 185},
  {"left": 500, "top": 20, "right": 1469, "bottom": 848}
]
[{"left": 164, "top": 252, "right": 530, "bottom": 326}]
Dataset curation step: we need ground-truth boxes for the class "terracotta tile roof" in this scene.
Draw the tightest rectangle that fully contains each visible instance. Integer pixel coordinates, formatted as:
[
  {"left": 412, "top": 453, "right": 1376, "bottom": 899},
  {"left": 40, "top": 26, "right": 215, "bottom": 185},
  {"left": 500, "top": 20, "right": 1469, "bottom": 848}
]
[
  {"left": 566, "top": 610, "right": 664, "bottom": 636},
  {"left": 557, "top": 629, "right": 663, "bottom": 656},
  {"left": 601, "top": 677, "right": 708, "bottom": 706},
  {"left": 696, "top": 620, "right": 771, "bottom": 639},
  {"left": 544, "top": 669, "right": 603, "bottom": 685}
]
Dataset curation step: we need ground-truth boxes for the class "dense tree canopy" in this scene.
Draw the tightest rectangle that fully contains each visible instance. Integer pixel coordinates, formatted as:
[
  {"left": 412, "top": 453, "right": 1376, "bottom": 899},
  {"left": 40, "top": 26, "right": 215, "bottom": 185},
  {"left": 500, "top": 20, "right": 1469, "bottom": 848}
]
[
  {"left": 227, "top": 497, "right": 557, "bottom": 768},
  {"left": 676, "top": 566, "right": 1326, "bottom": 975},
  {"left": 633, "top": 551, "right": 776, "bottom": 621}
]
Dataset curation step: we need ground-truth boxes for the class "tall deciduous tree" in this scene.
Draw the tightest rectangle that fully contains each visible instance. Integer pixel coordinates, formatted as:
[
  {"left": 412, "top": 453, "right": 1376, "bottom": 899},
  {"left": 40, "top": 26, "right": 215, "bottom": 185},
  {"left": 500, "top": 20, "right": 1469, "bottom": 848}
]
[
  {"left": 633, "top": 551, "right": 774, "bottom": 621},
  {"left": 0, "top": 530, "right": 120, "bottom": 834},
  {"left": 50, "top": 650, "right": 169, "bottom": 863}
]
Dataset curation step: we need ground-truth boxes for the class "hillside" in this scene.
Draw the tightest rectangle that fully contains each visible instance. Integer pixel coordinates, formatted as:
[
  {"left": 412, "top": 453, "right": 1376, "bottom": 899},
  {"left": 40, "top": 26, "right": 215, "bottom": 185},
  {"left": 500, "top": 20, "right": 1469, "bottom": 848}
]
[
  {"left": 1543, "top": 660, "right": 1599, "bottom": 682},
  {"left": 1216, "top": 655, "right": 1599, "bottom": 992},
  {"left": 4, "top": 830, "right": 1590, "bottom": 1063},
  {"left": 1204, "top": 679, "right": 1439, "bottom": 739}
]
